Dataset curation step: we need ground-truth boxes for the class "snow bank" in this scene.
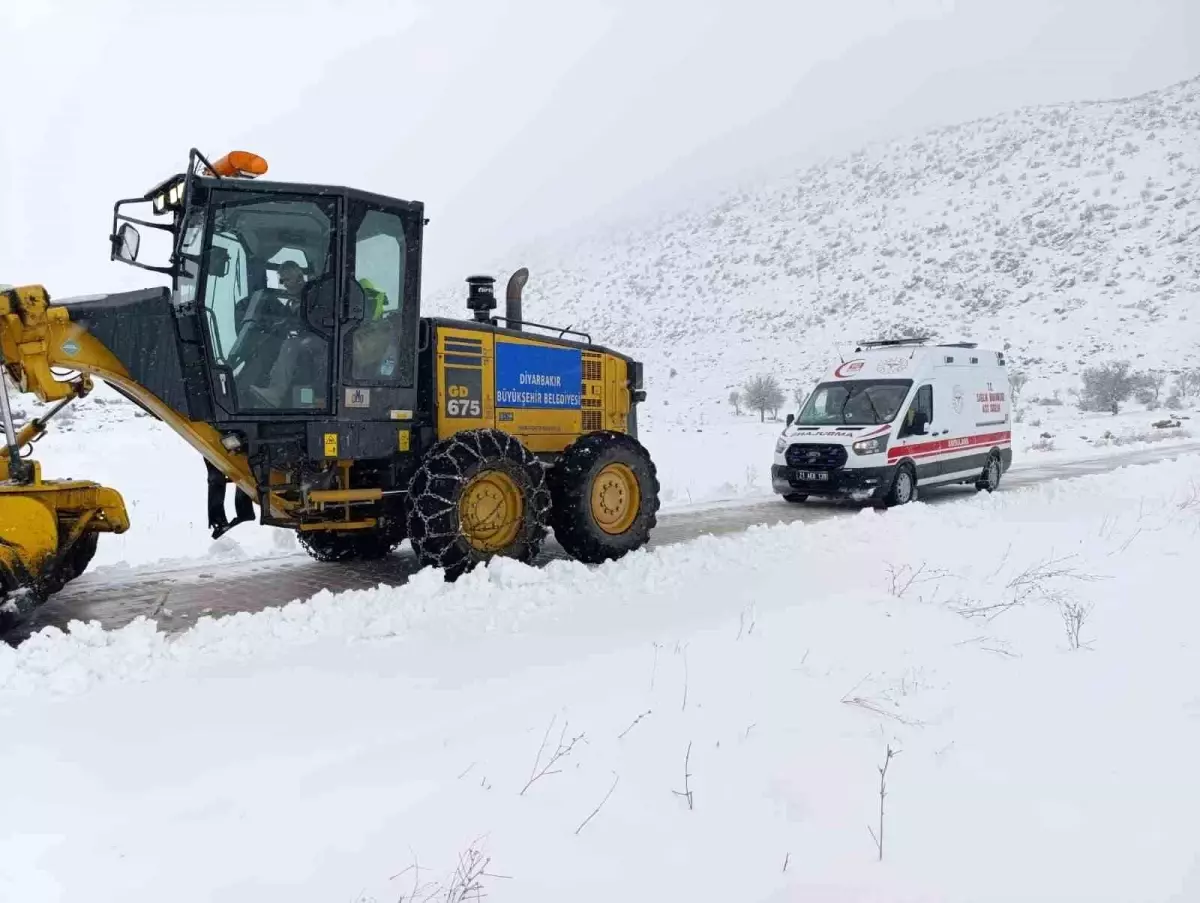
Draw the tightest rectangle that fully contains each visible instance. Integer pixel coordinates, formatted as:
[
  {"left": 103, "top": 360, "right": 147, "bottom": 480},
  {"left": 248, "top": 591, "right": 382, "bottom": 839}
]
[{"left": 2, "top": 455, "right": 1199, "bottom": 902}]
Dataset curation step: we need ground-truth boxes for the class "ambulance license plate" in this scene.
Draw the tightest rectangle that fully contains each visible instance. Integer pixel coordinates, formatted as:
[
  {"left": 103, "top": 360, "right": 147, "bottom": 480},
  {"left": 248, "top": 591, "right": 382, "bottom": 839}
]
[{"left": 794, "top": 470, "right": 828, "bottom": 481}]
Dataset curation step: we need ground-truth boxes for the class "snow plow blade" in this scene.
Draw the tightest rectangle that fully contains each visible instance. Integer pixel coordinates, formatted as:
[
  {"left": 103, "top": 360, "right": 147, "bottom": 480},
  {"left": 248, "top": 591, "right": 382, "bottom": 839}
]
[
  {"left": 0, "top": 459, "right": 130, "bottom": 623},
  {"left": 1, "top": 293, "right": 130, "bottom": 622}
]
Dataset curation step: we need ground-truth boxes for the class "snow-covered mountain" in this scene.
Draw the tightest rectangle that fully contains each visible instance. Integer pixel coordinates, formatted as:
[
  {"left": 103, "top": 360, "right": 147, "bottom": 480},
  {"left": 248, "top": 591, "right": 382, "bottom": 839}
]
[{"left": 428, "top": 74, "right": 1200, "bottom": 413}]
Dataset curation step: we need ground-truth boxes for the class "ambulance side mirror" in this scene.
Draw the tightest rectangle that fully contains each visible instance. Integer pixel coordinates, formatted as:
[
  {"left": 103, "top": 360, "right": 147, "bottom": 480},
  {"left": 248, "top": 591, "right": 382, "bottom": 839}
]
[{"left": 786, "top": 413, "right": 795, "bottom": 427}]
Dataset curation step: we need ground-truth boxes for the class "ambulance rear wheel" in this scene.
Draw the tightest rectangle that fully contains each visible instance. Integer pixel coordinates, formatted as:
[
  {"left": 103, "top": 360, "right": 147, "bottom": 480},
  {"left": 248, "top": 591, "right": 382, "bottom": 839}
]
[
  {"left": 975, "top": 452, "right": 1002, "bottom": 493},
  {"left": 782, "top": 493, "right": 808, "bottom": 504},
  {"left": 880, "top": 463, "right": 916, "bottom": 508}
]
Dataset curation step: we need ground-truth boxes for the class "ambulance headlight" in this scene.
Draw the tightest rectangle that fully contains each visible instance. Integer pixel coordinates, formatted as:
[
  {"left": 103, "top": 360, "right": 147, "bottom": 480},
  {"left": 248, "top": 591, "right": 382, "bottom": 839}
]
[
  {"left": 775, "top": 437, "right": 787, "bottom": 454},
  {"left": 852, "top": 436, "right": 887, "bottom": 456}
]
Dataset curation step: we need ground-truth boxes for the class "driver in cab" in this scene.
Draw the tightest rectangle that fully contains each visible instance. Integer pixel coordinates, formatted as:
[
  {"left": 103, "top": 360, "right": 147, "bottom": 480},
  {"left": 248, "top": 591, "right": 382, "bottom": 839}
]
[{"left": 247, "top": 260, "right": 324, "bottom": 407}]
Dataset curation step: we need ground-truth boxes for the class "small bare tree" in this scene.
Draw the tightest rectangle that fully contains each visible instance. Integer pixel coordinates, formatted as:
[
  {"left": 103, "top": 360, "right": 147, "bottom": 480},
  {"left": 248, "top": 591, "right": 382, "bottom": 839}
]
[
  {"left": 744, "top": 374, "right": 786, "bottom": 422},
  {"left": 1132, "top": 370, "right": 1166, "bottom": 407},
  {"left": 1175, "top": 368, "right": 1200, "bottom": 400},
  {"left": 728, "top": 390, "right": 741, "bottom": 415},
  {"left": 1009, "top": 369, "right": 1028, "bottom": 406},
  {"left": 1079, "top": 361, "right": 1134, "bottom": 415}
]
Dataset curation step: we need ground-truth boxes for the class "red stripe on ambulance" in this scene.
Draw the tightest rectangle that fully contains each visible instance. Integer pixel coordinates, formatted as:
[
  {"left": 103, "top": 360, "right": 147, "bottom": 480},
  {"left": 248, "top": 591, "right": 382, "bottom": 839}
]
[{"left": 887, "top": 430, "right": 1011, "bottom": 462}]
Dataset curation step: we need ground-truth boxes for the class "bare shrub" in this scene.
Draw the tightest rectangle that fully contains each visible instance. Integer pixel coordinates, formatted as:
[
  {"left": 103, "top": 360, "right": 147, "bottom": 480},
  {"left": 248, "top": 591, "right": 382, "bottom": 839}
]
[
  {"left": 1079, "top": 361, "right": 1135, "bottom": 414},
  {"left": 952, "top": 554, "right": 1104, "bottom": 621},
  {"left": 390, "top": 839, "right": 508, "bottom": 903},
  {"left": 1059, "top": 599, "right": 1094, "bottom": 651},
  {"left": 1132, "top": 370, "right": 1166, "bottom": 407},
  {"left": 1009, "top": 369, "right": 1029, "bottom": 404},
  {"left": 884, "top": 562, "right": 949, "bottom": 597}
]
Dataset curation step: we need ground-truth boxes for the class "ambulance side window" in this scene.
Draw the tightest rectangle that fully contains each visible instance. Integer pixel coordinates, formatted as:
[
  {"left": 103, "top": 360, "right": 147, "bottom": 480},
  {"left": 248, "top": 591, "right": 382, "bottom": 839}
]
[
  {"left": 915, "top": 385, "right": 934, "bottom": 422},
  {"left": 903, "top": 385, "right": 934, "bottom": 436}
]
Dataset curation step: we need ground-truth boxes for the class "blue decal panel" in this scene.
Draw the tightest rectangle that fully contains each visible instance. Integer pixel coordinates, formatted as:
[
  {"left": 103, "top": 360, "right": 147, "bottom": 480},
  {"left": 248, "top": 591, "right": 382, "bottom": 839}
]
[{"left": 495, "top": 342, "right": 582, "bottom": 409}]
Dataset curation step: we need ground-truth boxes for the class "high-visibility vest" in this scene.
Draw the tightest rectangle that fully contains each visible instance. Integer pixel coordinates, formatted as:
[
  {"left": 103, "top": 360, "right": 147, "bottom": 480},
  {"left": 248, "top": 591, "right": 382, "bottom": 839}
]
[{"left": 358, "top": 278, "right": 388, "bottom": 320}]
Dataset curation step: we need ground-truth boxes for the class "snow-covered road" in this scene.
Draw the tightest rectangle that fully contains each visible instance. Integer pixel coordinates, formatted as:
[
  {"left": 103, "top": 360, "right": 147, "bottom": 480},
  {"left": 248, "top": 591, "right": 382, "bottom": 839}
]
[{"left": 12, "top": 440, "right": 1200, "bottom": 643}]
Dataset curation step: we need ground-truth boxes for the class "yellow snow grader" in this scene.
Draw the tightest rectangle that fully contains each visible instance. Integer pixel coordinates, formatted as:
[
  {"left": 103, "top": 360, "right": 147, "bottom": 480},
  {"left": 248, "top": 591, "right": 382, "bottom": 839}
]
[{"left": 0, "top": 148, "right": 658, "bottom": 622}]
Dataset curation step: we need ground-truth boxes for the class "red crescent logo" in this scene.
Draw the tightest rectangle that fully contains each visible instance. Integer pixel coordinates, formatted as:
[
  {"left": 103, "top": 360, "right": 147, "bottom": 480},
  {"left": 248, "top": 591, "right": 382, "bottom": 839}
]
[{"left": 834, "top": 359, "right": 865, "bottom": 378}]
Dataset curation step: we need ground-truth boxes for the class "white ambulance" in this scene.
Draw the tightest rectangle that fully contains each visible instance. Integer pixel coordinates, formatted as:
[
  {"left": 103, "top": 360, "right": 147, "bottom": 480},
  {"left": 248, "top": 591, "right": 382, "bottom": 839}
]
[{"left": 771, "top": 339, "right": 1013, "bottom": 507}]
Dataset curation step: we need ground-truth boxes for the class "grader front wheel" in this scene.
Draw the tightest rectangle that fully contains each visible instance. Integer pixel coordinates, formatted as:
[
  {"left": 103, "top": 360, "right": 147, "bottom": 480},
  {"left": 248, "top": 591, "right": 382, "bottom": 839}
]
[
  {"left": 297, "top": 529, "right": 400, "bottom": 563},
  {"left": 548, "top": 431, "right": 660, "bottom": 564},
  {"left": 405, "top": 429, "right": 550, "bottom": 579}
]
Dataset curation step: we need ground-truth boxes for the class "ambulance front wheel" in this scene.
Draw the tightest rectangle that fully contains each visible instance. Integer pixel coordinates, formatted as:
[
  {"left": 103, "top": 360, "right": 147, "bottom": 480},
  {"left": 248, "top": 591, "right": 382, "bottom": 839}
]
[{"left": 877, "top": 463, "right": 917, "bottom": 508}]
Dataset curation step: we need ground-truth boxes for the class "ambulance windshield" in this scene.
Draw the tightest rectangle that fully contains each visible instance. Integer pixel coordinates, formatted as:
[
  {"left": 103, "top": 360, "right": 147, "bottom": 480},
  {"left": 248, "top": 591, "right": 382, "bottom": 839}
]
[{"left": 796, "top": 379, "right": 912, "bottom": 426}]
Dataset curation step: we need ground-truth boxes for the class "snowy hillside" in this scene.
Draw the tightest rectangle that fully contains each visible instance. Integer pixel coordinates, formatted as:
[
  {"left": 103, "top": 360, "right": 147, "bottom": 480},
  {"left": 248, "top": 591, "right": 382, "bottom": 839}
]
[{"left": 428, "top": 74, "right": 1200, "bottom": 418}]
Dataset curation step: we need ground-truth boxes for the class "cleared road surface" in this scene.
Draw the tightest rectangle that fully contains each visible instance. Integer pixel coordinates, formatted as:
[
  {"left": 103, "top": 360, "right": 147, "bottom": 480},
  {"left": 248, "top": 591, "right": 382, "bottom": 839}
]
[{"left": 9, "top": 441, "right": 1200, "bottom": 643}]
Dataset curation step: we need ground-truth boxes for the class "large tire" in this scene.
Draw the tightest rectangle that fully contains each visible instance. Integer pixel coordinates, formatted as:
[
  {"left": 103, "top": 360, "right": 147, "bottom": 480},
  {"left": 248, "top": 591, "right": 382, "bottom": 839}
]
[
  {"left": 298, "top": 528, "right": 399, "bottom": 563},
  {"left": 406, "top": 429, "right": 550, "bottom": 579},
  {"left": 975, "top": 451, "right": 1002, "bottom": 493},
  {"left": 782, "top": 493, "right": 808, "bottom": 504},
  {"left": 877, "top": 462, "right": 917, "bottom": 508},
  {"left": 0, "top": 560, "right": 47, "bottom": 633},
  {"left": 59, "top": 530, "right": 97, "bottom": 586},
  {"left": 548, "top": 431, "right": 660, "bottom": 564}
]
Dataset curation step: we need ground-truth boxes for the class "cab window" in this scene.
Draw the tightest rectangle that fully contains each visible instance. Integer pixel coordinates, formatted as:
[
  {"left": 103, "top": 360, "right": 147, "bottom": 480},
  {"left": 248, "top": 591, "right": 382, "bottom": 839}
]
[
  {"left": 349, "top": 209, "right": 409, "bottom": 382},
  {"left": 199, "top": 193, "right": 337, "bottom": 411}
]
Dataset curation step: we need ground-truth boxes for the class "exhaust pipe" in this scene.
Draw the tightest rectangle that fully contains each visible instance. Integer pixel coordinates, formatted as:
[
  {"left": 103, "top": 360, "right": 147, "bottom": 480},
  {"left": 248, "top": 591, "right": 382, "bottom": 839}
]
[{"left": 505, "top": 267, "right": 528, "bottom": 330}]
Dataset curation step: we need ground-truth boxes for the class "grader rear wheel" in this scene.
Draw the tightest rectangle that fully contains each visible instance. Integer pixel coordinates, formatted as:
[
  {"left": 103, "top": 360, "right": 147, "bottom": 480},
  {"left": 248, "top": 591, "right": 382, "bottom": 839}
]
[
  {"left": 548, "top": 431, "right": 660, "bottom": 564},
  {"left": 406, "top": 429, "right": 550, "bottom": 579}
]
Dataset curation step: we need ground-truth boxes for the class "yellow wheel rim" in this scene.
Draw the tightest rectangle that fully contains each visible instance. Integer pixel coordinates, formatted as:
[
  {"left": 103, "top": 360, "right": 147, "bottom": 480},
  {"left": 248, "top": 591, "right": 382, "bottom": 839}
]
[
  {"left": 590, "top": 462, "right": 641, "bottom": 535},
  {"left": 459, "top": 470, "right": 524, "bottom": 553}
]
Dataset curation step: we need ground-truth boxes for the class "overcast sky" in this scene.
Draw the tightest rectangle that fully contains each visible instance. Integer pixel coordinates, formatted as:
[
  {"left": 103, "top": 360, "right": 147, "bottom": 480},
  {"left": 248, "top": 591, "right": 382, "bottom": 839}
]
[{"left": 1, "top": 0, "right": 1196, "bottom": 299}]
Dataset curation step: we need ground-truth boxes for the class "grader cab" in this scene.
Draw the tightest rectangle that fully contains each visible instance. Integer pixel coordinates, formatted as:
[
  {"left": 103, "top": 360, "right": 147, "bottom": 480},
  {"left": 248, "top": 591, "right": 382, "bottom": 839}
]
[{"left": 0, "top": 148, "right": 658, "bottom": 619}]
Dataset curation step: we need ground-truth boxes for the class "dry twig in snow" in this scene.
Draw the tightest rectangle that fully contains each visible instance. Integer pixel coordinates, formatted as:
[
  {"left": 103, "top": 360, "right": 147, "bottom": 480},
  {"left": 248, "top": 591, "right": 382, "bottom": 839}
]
[
  {"left": 520, "top": 715, "right": 585, "bottom": 796},
  {"left": 672, "top": 741, "right": 695, "bottom": 811},
  {"left": 617, "top": 710, "right": 652, "bottom": 740},
  {"left": 867, "top": 744, "right": 900, "bottom": 862},
  {"left": 575, "top": 772, "right": 620, "bottom": 835},
  {"left": 884, "top": 561, "right": 948, "bottom": 597}
]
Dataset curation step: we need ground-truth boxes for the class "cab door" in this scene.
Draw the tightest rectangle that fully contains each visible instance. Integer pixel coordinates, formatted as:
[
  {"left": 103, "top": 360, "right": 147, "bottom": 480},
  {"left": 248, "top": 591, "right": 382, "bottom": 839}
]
[
  {"left": 334, "top": 198, "right": 424, "bottom": 457},
  {"left": 895, "top": 383, "right": 939, "bottom": 481},
  {"left": 196, "top": 189, "right": 343, "bottom": 420}
]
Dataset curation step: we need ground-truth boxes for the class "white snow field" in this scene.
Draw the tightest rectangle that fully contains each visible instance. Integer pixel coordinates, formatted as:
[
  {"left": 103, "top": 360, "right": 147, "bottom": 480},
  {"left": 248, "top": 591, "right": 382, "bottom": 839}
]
[{"left": 2, "top": 456, "right": 1200, "bottom": 903}]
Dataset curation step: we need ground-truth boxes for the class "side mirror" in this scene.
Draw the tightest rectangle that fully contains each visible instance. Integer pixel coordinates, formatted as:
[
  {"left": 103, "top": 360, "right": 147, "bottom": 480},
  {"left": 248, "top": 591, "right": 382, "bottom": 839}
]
[
  {"left": 113, "top": 223, "right": 141, "bottom": 263},
  {"left": 206, "top": 246, "right": 230, "bottom": 278},
  {"left": 785, "top": 413, "right": 795, "bottom": 427}
]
